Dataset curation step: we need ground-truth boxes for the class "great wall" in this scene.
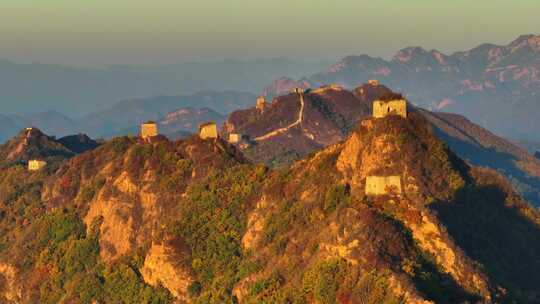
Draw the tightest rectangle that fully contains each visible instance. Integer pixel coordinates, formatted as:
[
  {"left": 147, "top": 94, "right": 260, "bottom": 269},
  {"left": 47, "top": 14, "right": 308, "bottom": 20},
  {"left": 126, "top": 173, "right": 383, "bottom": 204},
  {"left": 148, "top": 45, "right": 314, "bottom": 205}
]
[
  {"left": 131, "top": 84, "right": 408, "bottom": 198},
  {"left": 253, "top": 88, "right": 306, "bottom": 141}
]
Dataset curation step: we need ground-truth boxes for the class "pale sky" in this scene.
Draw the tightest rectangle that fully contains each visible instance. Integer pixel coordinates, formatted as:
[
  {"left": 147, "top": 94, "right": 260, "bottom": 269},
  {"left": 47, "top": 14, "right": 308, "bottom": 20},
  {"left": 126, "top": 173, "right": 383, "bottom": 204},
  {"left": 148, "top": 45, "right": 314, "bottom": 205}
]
[{"left": 1, "top": 0, "right": 539, "bottom": 65}]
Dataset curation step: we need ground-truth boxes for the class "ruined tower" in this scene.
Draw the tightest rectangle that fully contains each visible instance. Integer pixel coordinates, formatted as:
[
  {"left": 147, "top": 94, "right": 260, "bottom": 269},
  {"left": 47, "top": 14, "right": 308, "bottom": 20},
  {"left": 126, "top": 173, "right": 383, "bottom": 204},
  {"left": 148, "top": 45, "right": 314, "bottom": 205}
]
[
  {"left": 373, "top": 99, "right": 407, "bottom": 119},
  {"left": 199, "top": 122, "right": 218, "bottom": 139},
  {"left": 141, "top": 121, "right": 158, "bottom": 139}
]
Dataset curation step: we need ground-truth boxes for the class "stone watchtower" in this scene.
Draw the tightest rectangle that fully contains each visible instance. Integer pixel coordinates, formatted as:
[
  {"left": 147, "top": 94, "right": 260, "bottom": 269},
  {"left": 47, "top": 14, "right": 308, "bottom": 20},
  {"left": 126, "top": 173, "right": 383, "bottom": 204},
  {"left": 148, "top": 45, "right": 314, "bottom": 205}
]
[
  {"left": 365, "top": 97, "right": 407, "bottom": 196},
  {"left": 256, "top": 96, "right": 266, "bottom": 113},
  {"left": 373, "top": 99, "right": 407, "bottom": 119},
  {"left": 141, "top": 121, "right": 158, "bottom": 139},
  {"left": 199, "top": 122, "right": 218, "bottom": 139}
]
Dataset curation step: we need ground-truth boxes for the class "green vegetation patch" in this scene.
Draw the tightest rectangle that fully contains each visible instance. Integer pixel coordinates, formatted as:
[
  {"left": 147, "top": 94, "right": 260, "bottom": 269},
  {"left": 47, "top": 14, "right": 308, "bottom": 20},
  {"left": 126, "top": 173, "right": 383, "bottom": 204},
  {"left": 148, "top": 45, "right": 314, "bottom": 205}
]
[{"left": 172, "top": 164, "right": 266, "bottom": 303}]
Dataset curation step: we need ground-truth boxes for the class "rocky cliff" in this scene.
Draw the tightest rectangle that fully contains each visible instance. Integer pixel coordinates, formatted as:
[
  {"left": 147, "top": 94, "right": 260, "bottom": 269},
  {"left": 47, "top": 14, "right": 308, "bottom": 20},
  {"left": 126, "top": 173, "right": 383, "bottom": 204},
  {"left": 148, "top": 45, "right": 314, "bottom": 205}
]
[{"left": 1, "top": 111, "right": 540, "bottom": 302}]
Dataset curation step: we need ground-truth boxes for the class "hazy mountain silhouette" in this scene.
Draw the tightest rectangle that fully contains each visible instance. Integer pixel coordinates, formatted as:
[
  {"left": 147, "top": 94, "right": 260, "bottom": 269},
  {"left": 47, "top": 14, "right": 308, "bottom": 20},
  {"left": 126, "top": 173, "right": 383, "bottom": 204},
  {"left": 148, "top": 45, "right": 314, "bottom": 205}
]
[
  {"left": 265, "top": 34, "right": 540, "bottom": 141},
  {"left": 0, "top": 91, "right": 257, "bottom": 142},
  {"left": 0, "top": 58, "right": 329, "bottom": 116}
]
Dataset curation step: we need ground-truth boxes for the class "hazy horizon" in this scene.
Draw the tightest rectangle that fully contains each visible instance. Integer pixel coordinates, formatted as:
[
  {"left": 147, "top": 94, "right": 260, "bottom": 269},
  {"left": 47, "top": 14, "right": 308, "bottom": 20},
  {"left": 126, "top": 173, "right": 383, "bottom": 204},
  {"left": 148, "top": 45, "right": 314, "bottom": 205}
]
[{"left": 2, "top": 0, "right": 539, "bottom": 66}]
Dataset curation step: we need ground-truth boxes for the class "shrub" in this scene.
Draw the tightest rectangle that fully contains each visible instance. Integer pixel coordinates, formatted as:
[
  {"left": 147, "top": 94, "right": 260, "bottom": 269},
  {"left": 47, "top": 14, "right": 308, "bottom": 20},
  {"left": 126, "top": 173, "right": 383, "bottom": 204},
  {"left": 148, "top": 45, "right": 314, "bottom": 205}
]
[
  {"left": 188, "top": 281, "right": 202, "bottom": 297},
  {"left": 103, "top": 263, "right": 172, "bottom": 303},
  {"left": 250, "top": 272, "right": 284, "bottom": 297},
  {"left": 352, "top": 272, "right": 403, "bottom": 304},
  {"left": 302, "top": 259, "right": 347, "bottom": 304},
  {"left": 323, "top": 184, "right": 350, "bottom": 213},
  {"left": 111, "top": 137, "right": 132, "bottom": 155},
  {"left": 172, "top": 164, "right": 266, "bottom": 302}
]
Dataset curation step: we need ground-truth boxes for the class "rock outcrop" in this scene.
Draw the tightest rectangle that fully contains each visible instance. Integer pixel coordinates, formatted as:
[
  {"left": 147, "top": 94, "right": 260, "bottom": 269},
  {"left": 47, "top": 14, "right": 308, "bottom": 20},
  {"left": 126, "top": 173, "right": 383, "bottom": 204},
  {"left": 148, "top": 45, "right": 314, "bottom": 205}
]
[
  {"left": 141, "top": 239, "right": 193, "bottom": 301},
  {"left": 0, "top": 263, "right": 21, "bottom": 303}
]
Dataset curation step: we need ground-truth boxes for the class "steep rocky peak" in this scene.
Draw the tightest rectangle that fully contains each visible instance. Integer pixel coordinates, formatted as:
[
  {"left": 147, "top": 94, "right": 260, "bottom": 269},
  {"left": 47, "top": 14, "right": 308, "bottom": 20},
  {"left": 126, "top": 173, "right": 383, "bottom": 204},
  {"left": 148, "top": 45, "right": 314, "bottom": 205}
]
[
  {"left": 393, "top": 46, "right": 430, "bottom": 63},
  {"left": 21, "top": 127, "right": 46, "bottom": 139},
  {"left": 509, "top": 34, "right": 540, "bottom": 52},
  {"left": 336, "top": 112, "right": 468, "bottom": 202},
  {"left": 429, "top": 49, "right": 449, "bottom": 65},
  {"left": 282, "top": 111, "right": 500, "bottom": 301},
  {"left": 0, "top": 127, "right": 100, "bottom": 167},
  {"left": 57, "top": 133, "right": 99, "bottom": 154},
  {"left": 342, "top": 54, "right": 377, "bottom": 63},
  {"left": 0, "top": 127, "right": 71, "bottom": 162},
  {"left": 322, "top": 55, "right": 387, "bottom": 74}
]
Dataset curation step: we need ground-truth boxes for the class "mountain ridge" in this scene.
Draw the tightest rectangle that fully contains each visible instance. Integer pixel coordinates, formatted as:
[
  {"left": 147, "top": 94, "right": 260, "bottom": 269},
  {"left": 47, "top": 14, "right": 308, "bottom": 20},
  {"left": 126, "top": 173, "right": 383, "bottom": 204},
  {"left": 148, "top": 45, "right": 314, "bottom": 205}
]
[
  {"left": 2, "top": 109, "right": 540, "bottom": 302},
  {"left": 225, "top": 83, "right": 540, "bottom": 206}
]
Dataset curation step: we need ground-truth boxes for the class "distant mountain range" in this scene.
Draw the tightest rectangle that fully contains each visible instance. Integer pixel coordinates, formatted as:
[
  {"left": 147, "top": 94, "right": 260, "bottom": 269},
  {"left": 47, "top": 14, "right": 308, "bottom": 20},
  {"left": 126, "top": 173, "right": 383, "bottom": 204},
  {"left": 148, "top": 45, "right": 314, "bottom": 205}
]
[
  {"left": 264, "top": 34, "right": 540, "bottom": 141},
  {"left": 0, "top": 111, "right": 78, "bottom": 143},
  {"left": 2, "top": 34, "right": 539, "bottom": 145},
  {"left": 0, "top": 58, "right": 329, "bottom": 116},
  {"left": 108, "top": 107, "right": 225, "bottom": 140},
  {"left": 0, "top": 91, "right": 256, "bottom": 142},
  {"left": 80, "top": 91, "right": 254, "bottom": 138}
]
